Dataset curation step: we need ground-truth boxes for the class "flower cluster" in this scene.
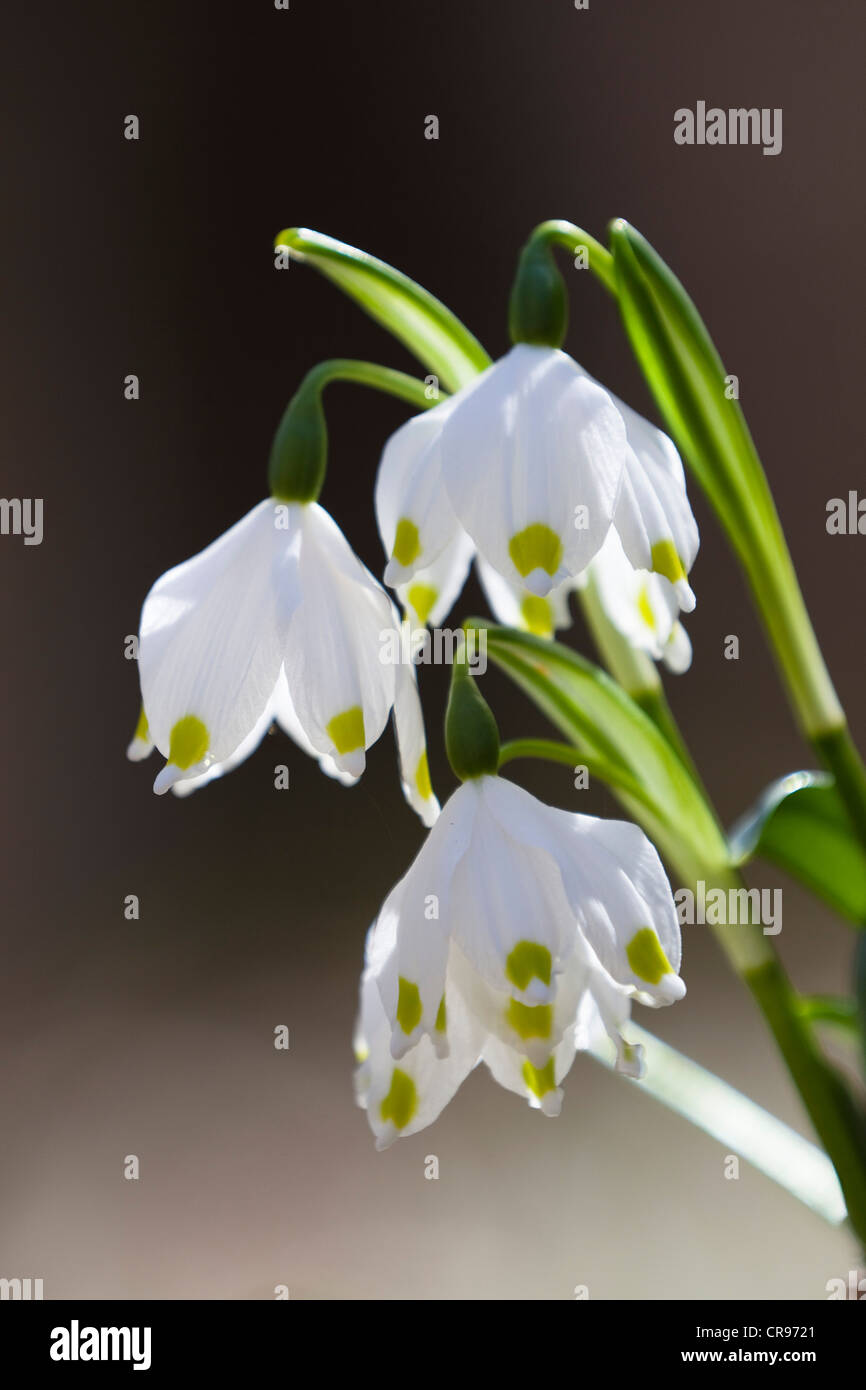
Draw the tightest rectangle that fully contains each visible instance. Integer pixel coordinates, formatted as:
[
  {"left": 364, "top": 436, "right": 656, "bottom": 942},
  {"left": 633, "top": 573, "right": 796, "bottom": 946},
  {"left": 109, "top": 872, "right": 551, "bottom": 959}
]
[{"left": 128, "top": 295, "right": 697, "bottom": 1145}]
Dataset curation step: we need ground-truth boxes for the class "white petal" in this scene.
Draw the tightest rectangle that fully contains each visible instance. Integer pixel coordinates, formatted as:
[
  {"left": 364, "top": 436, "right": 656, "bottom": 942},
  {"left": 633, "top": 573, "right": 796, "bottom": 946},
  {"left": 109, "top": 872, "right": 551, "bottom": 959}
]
[
  {"left": 446, "top": 777, "right": 578, "bottom": 1004},
  {"left": 169, "top": 695, "right": 276, "bottom": 797},
  {"left": 590, "top": 529, "right": 677, "bottom": 660},
  {"left": 139, "top": 498, "right": 301, "bottom": 789},
  {"left": 480, "top": 1020, "right": 579, "bottom": 1118},
  {"left": 126, "top": 708, "right": 154, "bottom": 762},
  {"left": 392, "top": 643, "right": 440, "bottom": 827},
  {"left": 282, "top": 504, "right": 397, "bottom": 775},
  {"left": 375, "top": 398, "right": 463, "bottom": 586},
  {"left": 608, "top": 393, "right": 699, "bottom": 612},
  {"left": 574, "top": 961, "right": 645, "bottom": 1078},
  {"left": 476, "top": 555, "right": 574, "bottom": 637},
  {"left": 394, "top": 528, "right": 475, "bottom": 629},
  {"left": 271, "top": 670, "right": 358, "bottom": 785},
  {"left": 662, "top": 621, "right": 693, "bottom": 674},
  {"left": 539, "top": 808, "right": 686, "bottom": 1005},
  {"left": 449, "top": 938, "right": 587, "bottom": 1072},
  {"left": 354, "top": 958, "right": 482, "bottom": 1149},
  {"left": 439, "top": 345, "right": 626, "bottom": 593},
  {"left": 369, "top": 781, "right": 479, "bottom": 1059}
]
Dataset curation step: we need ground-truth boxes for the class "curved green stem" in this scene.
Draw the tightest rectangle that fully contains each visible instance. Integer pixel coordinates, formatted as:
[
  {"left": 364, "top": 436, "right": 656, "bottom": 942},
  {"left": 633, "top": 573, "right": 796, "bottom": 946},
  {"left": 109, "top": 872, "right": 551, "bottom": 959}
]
[
  {"left": 268, "top": 359, "right": 442, "bottom": 502},
  {"left": 299, "top": 358, "right": 445, "bottom": 413},
  {"left": 498, "top": 737, "right": 656, "bottom": 815},
  {"left": 525, "top": 219, "right": 617, "bottom": 295}
]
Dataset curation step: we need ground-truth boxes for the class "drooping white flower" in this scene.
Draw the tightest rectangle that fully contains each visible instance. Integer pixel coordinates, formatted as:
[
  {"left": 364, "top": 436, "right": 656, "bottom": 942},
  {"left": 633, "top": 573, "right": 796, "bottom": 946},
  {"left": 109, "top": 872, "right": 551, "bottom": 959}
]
[
  {"left": 354, "top": 773, "right": 685, "bottom": 1147},
  {"left": 133, "top": 498, "right": 438, "bottom": 821},
  {"left": 375, "top": 344, "right": 699, "bottom": 631}
]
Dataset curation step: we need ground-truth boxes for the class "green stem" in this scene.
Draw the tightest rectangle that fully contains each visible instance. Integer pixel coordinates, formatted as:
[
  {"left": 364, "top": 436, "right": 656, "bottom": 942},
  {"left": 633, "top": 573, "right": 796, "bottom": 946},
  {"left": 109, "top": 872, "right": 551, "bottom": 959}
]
[
  {"left": 745, "top": 954, "right": 866, "bottom": 1243},
  {"left": 269, "top": 359, "right": 442, "bottom": 502},
  {"left": 814, "top": 726, "right": 866, "bottom": 853},
  {"left": 498, "top": 737, "right": 657, "bottom": 815},
  {"left": 526, "top": 219, "right": 617, "bottom": 295},
  {"left": 302, "top": 358, "right": 445, "bottom": 412}
]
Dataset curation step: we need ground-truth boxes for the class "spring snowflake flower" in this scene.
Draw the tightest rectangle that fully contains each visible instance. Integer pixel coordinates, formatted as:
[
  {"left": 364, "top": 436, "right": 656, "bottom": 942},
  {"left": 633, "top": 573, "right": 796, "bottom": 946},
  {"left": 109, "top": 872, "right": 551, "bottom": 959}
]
[
  {"left": 131, "top": 498, "right": 438, "bottom": 823},
  {"left": 375, "top": 345, "right": 699, "bottom": 629},
  {"left": 354, "top": 772, "right": 685, "bottom": 1147}
]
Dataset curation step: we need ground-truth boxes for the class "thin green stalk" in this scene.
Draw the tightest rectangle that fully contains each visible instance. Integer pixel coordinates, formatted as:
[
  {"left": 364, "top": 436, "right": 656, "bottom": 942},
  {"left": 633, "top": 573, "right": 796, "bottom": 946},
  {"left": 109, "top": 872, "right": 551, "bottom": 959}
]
[
  {"left": 301, "top": 358, "right": 445, "bottom": 412},
  {"left": 498, "top": 737, "right": 657, "bottom": 817}
]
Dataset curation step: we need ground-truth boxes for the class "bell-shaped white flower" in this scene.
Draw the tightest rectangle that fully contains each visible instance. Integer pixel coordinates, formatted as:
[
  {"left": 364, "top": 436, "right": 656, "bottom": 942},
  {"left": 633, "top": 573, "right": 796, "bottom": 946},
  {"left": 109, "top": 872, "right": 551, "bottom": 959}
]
[
  {"left": 135, "top": 497, "right": 437, "bottom": 820},
  {"left": 375, "top": 345, "right": 699, "bottom": 631},
  {"left": 354, "top": 773, "right": 685, "bottom": 1147}
]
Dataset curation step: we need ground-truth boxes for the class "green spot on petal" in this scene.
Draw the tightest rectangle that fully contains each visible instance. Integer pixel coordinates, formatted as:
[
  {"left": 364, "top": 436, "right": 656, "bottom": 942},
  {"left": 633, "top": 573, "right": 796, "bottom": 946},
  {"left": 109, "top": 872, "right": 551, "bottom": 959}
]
[
  {"left": 520, "top": 593, "right": 553, "bottom": 636},
  {"left": 396, "top": 977, "right": 422, "bottom": 1035},
  {"left": 651, "top": 539, "right": 686, "bottom": 585},
  {"left": 380, "top": 1067, "right": 418, "bottom": 1131},
  {"left": 637, "top": 584, "right": 656, "bottom": 630},
  {"left": 506, "top": 940, "right": 552, "bottom": 992},
  {"left": 626, "top": 927, "right": 674, "bottom": 985},
  {"left": 435, "top": 995, "right": 447, "bottom": 1032},
  {"left": 406, "top": 582, "right": 437, "bottom": 626},
  {"left": 415, "top": 751, "right": 432, "bottom": 801},
  {"left": 168, "top": 715, "right": 210, "bottom": 770},
  {"left": 506, "top": 999, "right": 552, "bottom": 1040},
  {"left": 393, "top": 518, "right": 421, "bottom": 568},
  {"left": 133, "top": 706, "right": 150, "bottom": 742},
  {"left": 326, "top": 706, "right": 365, "bottom": 755},
  {"left": 522, "top": 1057, "right": 557, "bottom": 1100},
  {"left": 508, "top": 524, "right": 563, "bottom": 579}
]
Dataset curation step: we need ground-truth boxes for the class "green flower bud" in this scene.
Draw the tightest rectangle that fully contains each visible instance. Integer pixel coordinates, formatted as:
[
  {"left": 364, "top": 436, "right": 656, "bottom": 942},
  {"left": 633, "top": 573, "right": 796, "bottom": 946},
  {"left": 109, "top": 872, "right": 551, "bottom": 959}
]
[
  {"left": 445, "top": 642, "right": 500, "bottom": 780},
  {"left": 508, "top": 238, "right": 569, "bottom": 350}
]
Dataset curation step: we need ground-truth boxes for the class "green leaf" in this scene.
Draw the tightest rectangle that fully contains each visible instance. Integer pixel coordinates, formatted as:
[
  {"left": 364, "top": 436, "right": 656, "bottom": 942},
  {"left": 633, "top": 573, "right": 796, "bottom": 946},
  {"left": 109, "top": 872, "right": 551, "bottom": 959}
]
[
  {"left": 472, "top": 622, "right": 729, "bottom": 883},
  {"left": 608, "top": 218, "right": 842, "bottom": 738},
  {"left": 274, "top": 228, "right": 491, "bottom": 393},
  {"left": 591, "top": 1023, "right": 847, "bottom": 1226},
  {"left": 729, "top": 772, "right": 866, "bottom": 925}
]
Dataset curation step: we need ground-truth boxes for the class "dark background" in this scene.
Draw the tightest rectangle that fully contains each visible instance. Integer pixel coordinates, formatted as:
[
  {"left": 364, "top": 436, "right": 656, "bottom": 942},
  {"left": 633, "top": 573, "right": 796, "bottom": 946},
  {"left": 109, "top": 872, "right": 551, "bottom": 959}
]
[{"left": 1, "top": 0, "right": 864, "bottom": 1297}]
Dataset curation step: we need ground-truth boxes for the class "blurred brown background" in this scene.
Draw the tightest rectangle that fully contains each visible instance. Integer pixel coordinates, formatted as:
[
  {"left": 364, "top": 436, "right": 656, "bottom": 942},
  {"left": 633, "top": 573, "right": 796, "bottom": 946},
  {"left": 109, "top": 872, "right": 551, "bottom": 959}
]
[{"left": 1, "top": 0, "right": 864, "bottom": 1298}]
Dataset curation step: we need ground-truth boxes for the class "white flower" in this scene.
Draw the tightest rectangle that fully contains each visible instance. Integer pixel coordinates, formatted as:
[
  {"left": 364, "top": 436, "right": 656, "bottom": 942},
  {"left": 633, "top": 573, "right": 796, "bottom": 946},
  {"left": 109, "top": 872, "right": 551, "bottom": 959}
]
[
  {"left": 354, "top": 773, "right": 685, "bottom": 1148},
  {"left": 375, "top": 344, "right": 699, "bottom": 632},
  {"left": 133, "top": 498, "right": 438, "bottom": 822}
]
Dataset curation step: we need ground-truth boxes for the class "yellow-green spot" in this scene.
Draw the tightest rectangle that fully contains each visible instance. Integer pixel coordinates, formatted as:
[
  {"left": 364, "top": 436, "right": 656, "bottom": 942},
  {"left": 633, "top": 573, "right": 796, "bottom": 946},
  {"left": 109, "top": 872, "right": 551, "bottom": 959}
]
[
  {"left": 133, "top": 706, "right": 150, "bottom": 742},
  {"left": 168, "top": 714, "right": 210, "bottom": 770},
  {"left": 522, "top": 1057, "right": 557, "bottom": 1100},
  {"left": 626, "top": 927, "right": 674, "bottom": 985},
  {"left": 396, "top": 977, "right": 422, "bottom": 1035},
  {"left": 415, "top": 751, "right": 432, "bottom": 801},
  {"left": 637, "top": 584, "right": 656, "bottom": 630},
  {"left": 435, "top": 995, "right": 447, "bottom": 1032},
  {"left": 651, "top": 538, "right": 686, "bottom": 585},
  {"left": 392, "top": 518, "right": 421, "bottom": 568},
  {"left": 407, "top": 582, "right": 437, "bottom": 626},
  {"left": 326, "top": 706, "right": 365, "bottom": 754},
  {"left": 380, "top": 1067, "right": 417, "bottom": 1131},
  {"left": 520, "top": 593, "right": 553, "bottom": 637},
  {"left": 506, "top": 940, "right": 552, "bottom": 992},
  {"left": 508, "top": 524, "right": 563, "bottom": 579},
  {"left": 506, "top": 999, "right": 552, "bottom": 1041}
]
